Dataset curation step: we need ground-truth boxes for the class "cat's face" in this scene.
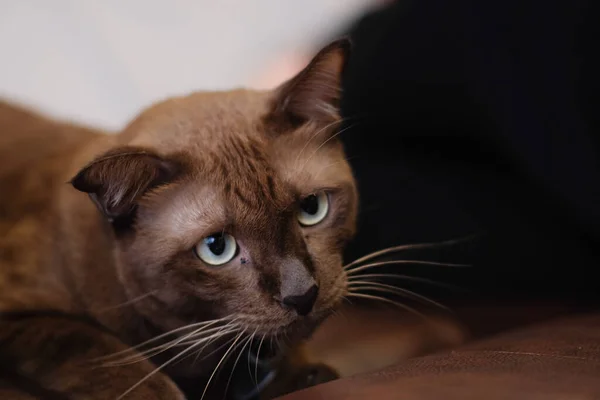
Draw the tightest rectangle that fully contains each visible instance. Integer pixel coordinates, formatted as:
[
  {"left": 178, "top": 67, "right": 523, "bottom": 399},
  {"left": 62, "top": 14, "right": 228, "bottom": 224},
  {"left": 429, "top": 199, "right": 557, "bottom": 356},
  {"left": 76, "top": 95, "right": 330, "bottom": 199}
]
[{"left": 72, "top": 40, "right": 355, "bottom": 349}]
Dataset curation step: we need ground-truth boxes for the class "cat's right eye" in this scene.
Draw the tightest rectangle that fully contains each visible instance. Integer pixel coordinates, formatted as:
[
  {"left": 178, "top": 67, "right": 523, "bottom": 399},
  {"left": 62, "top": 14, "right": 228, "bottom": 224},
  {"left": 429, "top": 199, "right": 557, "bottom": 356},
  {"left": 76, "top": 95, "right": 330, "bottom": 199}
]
[
  {"left": 298, "top": 192, "right": 329, "bottom": 226},
  {"left": 194, "top": 233, "right": 237, "bottom": 266}
]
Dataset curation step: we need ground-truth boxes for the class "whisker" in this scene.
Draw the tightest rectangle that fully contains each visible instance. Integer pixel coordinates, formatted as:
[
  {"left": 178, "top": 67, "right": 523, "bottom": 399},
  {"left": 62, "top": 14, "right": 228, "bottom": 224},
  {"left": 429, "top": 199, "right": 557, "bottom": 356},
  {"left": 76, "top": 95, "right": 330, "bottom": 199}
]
[
  {"left": 116, "top": 328, "right": 240, "bottom": 400},
  {"left": 346, "top": 260, "right": 470, "bottom": 275},
  {"left": 283, "top": 329, "right": 291, "bottom": 353},
  {"left": 268, "top": 336, "right": 274, "bottom": 362},
  {"left": 348, "top": 281, "right": 451, "bottom": 312},
  {"left": 138, "top": 323, "right": 239, "bottom": 362},
  {"left": 97, "top": 318, "right": 235, "bottom": 365},
  {"left": 244, "top": 330, "right": 258, "bottom": 386},
  {"left": 300, "top": 122, "right": 358, "bottom": 172},
  {"left": 224, "top": 333, "right": 255, "bottom": 400},
  {"left": 95, "top": 317, "right": 232, "bottom": 362},
  {"left": 187, "top": 333, "right": 237, "bottom": 369},
  {"left": 103, "top": 325, "right": 239, "bottom": 367},
  {"left": 344, "top": 235, "right": 477, "bottom": 269},
  {"left": 201, "top": 331, "right": 246, "bottom": 400},
  {"left": 345, "top": 293, "right": 429, "bottom": 320},
  {"left": 273, "top": 330, "right": 284, "bottom": 355},
  {"left": 254, "top": 333, "right": 266, "bottom": 386},
  {"left": 190, "top": 322, "right": 241, "bottom": 367},
  {"left": 292, "top": 114, "right": 365, "bottom": 170},
  {"left": 105, "top": 329, "right": 239, "bottom": 368},
  {"left": 347, "top": 273, "right": 463, "bottom": 291},
  {"left": 95, "top": 290, "right": 158, "bottom": 313},
  {"left": 294, "top": 119, "right": 344, "bottom": 168},
  {"left": 313, "top": 156, "right": 356, "bottom": 181}
]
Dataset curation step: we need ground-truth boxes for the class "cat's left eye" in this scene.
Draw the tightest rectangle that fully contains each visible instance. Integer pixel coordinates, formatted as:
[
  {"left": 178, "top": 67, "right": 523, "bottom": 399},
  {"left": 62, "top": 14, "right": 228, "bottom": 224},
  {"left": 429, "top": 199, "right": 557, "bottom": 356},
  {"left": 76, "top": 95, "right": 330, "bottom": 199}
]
[
  {"left": 297, "top": 192, "right": 329, "bottom": 226},
  {"left": 194, "top": 233, "right": 237, "bottom": 266}
]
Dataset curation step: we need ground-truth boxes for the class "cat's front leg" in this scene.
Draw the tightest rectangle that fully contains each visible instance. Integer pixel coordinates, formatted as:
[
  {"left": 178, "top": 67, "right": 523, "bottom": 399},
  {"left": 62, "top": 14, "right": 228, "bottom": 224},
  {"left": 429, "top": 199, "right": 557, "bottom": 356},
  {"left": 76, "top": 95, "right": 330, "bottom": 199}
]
[{"left": 0, "top": 311, "right": 185, "bottom": 399}]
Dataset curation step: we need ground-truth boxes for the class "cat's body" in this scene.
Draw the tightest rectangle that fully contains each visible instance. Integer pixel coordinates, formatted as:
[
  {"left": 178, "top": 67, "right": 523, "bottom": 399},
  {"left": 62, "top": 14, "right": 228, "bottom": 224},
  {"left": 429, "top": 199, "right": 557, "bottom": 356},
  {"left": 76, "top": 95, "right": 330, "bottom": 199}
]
[
  {"left": 0, "top": 100, "right": 187, "bottom": 399},
  {"left": 0, "top": 40, "right": 357, "bottom": 399}
]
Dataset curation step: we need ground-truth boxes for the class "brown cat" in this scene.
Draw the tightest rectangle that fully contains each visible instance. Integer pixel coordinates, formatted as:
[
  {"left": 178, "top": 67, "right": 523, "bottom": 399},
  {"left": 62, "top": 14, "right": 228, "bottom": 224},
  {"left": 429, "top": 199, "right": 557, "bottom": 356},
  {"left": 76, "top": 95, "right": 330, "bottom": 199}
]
[{"left": 0, "top": 39, "right": 357, "bottom": 399}]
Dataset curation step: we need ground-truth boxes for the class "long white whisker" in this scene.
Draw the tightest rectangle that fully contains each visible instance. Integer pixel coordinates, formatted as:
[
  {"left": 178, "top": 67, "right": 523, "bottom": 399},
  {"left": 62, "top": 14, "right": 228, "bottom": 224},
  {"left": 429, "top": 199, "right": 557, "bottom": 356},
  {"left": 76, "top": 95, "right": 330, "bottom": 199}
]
[
  {"left": 191, "top": 321, "right": 240, "bottom": 367},
  {"left": 294, "top": 119, "right": 343, "bottom": 168},
  {"left": 348, "top": 281, "right": 451, "bottom": 312},
  {"left": 347, "top": 273, "right": 463, "bottom": 291},
  {"left": 99, "top": 318, "right": 236, "bottom": 366},
  {"left": 254, "top": 333, "right": 266, "bottom": 386},
  {"left": 116, "top": 328, "right": 238, "bottom": 400},
  {"left": 95, "top": 290, "right": 159, "bottom": 313},
  {"left": 104, "top": 326, "right": 239, "bottom": 367},
  {"left": 201, "top": 331, "right": 246, "bottom": 400},
  {"left": 224, "top": 333, "right": 255, "bottom": 400},
  {"left": 191, "top": 336, "right": 233, "bottom": 367},
  {"left": 96, "top": 317, "right": 231, "bottom": 362},
  {"left": 345, "top": 293, "right": 429, "bottom": 320},
  {"left": 344, "top": 235, "right": 477, "bottom": 269},
  {"left": 313, "top": 157, "right": 356, "bottom": 181},
  {"left": 346, "top": 260, "right": 470, "bottom": 275},
  {"left": 300, "top": 122, "right": 358, "bottom": 172},
  {"left": 245, "top": 329, "right": 258, "bottom": 385}
]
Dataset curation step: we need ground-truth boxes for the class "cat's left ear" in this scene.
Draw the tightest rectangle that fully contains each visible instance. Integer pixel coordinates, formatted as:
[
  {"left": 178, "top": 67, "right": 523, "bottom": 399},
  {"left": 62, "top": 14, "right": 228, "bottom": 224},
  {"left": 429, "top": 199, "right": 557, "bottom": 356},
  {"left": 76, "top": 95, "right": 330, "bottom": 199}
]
[
  {"left": 268, "top": 38, "right": 351, "bottom": 127},
  {"left": 70, "top": 146, "right": 181, "bottom": 225}
]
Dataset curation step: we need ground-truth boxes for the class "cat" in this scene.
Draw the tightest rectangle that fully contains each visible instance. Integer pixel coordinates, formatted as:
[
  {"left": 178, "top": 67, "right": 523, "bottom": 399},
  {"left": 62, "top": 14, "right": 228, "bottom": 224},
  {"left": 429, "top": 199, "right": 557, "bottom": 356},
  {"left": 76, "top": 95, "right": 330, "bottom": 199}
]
[{"left": 0, "top": 39, "right": 357, "bottom": 399}]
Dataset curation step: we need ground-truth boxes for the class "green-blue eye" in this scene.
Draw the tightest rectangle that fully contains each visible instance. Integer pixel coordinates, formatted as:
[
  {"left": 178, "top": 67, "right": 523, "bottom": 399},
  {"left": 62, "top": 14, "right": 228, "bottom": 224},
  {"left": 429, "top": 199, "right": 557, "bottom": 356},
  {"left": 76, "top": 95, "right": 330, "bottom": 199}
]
[
  {"left": 298, "top": 192, "right": 329, "bottom": 226},
  {"left": 194, "top": 233, "right": 237, "bottom": 265}
]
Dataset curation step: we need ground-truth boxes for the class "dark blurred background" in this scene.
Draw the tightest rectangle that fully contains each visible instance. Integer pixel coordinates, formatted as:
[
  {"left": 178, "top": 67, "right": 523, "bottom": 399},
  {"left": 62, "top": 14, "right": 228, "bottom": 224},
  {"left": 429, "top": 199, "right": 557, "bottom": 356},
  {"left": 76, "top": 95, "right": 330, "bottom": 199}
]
[{"left": 336, "top": 0, "right": 600, "bottom": 316}]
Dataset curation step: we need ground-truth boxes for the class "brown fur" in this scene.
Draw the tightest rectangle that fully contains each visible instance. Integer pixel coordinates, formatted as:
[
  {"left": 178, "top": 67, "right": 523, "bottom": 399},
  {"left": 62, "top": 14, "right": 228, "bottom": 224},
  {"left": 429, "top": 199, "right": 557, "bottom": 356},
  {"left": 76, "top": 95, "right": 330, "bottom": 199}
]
[{"left": 0, "top": 40, "right": 356, "bottom": 398}]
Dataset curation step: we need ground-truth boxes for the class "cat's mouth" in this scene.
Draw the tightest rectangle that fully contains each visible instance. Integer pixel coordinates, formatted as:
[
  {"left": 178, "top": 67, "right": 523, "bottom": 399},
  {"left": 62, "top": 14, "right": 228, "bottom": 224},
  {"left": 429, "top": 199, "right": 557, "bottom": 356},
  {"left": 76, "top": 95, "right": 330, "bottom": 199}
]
[{"left": 240, "top": 313, "right": 323, "bottom": 362}]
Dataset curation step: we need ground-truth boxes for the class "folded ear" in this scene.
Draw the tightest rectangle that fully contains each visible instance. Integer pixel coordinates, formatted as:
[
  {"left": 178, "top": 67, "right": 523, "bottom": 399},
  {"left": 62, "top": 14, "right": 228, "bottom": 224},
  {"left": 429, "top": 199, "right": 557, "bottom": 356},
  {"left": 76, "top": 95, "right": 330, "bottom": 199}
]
[
  {"left": 268, "top": 38, "right": 351, "bottom": 127},
  {"left": 70, "top": 146, "right": 180, "bottom": 224}
]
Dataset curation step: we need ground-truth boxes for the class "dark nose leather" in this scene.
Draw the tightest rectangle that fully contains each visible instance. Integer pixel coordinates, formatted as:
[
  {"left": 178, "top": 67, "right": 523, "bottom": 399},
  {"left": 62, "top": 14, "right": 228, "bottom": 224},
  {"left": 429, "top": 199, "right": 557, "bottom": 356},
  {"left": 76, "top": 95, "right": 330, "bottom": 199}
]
[{"left": 282, "top": 284, "right": 319, "bottom": 316}]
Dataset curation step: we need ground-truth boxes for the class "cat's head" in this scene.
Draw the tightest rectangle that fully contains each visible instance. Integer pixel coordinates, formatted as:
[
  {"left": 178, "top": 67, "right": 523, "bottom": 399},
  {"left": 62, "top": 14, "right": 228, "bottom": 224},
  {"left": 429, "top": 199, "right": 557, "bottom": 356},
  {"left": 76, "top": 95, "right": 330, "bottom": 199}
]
[{"left": 71, "top": 39, "right": 356, "bottom": 348}]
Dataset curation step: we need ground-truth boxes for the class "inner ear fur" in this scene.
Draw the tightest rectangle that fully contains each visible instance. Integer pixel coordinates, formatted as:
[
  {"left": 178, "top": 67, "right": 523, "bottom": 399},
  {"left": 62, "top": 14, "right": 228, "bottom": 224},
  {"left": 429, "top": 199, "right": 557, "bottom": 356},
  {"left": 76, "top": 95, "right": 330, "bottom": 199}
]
[
  {"left": 266, "top": 38, "right": 352, "bottom": 129},
  {"left": 70, "top": 146, "right": 181, "bottom": 224}
]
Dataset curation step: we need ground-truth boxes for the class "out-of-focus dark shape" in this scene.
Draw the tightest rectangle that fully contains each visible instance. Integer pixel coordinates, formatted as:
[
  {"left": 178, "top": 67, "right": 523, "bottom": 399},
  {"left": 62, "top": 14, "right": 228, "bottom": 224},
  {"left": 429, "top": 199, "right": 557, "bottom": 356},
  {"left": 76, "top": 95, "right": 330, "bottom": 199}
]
[{"left": 337, "top": 0, "right": 600, "bottom": 306}]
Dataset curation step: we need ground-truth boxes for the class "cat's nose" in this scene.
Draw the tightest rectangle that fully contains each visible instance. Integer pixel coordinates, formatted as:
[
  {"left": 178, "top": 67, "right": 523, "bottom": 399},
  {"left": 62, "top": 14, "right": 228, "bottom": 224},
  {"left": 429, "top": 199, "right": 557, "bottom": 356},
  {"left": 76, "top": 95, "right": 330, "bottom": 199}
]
[
  {"left": 279, "top": 258, "right": 319, "bottom": 316},
  {"left": 281, "top": 284, "right": 319, "bottom": 316}
]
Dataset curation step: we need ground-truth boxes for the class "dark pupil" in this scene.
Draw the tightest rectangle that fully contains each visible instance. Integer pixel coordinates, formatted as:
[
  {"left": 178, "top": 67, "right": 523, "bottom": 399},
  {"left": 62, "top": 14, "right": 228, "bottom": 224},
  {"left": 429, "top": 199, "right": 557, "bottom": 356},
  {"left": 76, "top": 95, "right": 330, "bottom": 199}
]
[
  {"left": 300, "top": 195, "right": 319, "bottom": 215},
  {"left": 205, "top": 234, "right": 226, "bottom": 256}
]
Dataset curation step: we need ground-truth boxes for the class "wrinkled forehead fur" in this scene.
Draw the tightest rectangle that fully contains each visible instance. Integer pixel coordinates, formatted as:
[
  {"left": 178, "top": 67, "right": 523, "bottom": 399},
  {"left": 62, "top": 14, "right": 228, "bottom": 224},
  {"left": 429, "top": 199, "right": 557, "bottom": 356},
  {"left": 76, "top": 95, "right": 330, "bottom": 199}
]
[{"left": 127, "top": 92, "right": 354, "bottom": 239}]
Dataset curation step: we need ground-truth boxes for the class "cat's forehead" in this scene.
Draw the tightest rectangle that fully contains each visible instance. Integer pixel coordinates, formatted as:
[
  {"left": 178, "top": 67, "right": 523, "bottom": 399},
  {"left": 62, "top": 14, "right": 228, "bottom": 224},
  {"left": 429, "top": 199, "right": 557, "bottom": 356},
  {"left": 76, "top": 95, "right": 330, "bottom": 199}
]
[
  {"left": 125, "top": 89, "right": 271, "bottom": 152},
  {"left": 126, "top": 87, "right": 351, "bottom": 182},
  {"left": 127, "top": 87, "right": 353, "bottom": 207}
]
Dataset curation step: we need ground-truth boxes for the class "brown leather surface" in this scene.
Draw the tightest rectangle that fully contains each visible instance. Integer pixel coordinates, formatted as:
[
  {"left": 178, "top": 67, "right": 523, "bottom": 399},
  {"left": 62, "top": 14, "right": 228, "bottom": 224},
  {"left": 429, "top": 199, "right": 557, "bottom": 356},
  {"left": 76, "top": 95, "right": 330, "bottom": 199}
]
[{"left": 277, "top": 312, "right": 600, "bottom": 399}]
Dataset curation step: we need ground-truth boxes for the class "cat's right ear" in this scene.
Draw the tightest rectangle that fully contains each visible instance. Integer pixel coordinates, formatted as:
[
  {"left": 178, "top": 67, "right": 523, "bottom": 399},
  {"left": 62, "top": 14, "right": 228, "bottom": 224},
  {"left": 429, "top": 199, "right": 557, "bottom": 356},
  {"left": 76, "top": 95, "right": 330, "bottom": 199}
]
[
  {"left": 70, "top": 146, "right": 180, "bottom": 224},
  {"left": 266, "top": 38, "right": 351, "bottom": 129}
]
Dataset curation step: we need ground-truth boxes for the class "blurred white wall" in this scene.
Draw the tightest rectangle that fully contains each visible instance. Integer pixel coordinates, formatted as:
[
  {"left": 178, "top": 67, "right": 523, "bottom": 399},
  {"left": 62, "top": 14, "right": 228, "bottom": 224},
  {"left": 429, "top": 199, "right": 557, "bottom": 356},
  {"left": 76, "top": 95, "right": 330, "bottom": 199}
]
[{"left": 0, "top": 1, "right": 371, "bottom": 130}]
